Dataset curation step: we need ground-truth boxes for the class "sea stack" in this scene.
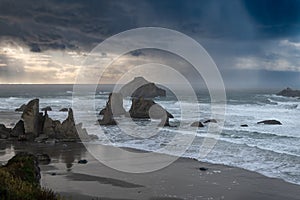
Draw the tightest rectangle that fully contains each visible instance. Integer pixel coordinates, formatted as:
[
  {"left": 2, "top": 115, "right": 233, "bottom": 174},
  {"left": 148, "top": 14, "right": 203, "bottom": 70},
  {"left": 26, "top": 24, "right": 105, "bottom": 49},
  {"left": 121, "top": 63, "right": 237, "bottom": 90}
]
[
  {"left": 120, "top": 77, "right": 166, "bottom": 98},
  {"left": 21, "top": 99, "right": 42, "bottom": 139}
]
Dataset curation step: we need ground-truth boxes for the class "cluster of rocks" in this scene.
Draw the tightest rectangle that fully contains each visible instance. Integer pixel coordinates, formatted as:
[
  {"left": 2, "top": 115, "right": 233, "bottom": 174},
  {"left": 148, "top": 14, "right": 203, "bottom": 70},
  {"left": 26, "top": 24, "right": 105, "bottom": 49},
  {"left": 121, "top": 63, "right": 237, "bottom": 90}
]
[
  {"left": 15, "top": 104, "right": 68, "bottom": 112},
  {"left": 99, "top": 77, "right": 172, "bottom": 127},
  {"left": 99, "top": 94, "right": 173, "bottom": 127},
  {"left": 1, "top": 99, "right": 97, "bottom": 142},
  {"left": 277, "top": 87, "right": 300, "bottom": 98},
  {"left": 190, "top": 119, "right": 282, "bottom": 128},
  {"left": 98, "top": 77, "right": 285, "bottom": 128}
]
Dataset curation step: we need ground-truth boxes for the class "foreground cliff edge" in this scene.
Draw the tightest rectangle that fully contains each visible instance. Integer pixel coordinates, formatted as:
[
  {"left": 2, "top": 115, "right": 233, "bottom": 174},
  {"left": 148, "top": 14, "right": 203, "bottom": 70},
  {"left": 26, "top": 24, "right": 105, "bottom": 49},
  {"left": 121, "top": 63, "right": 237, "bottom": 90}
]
[{"left": 0, "top": 152, "right": 61, "bottom": 200}]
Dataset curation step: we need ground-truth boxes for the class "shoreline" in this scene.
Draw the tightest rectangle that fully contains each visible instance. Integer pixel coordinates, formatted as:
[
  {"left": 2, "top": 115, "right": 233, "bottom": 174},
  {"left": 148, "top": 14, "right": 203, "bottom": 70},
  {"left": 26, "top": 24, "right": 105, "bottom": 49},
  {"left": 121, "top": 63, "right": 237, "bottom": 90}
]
[{"left": 1, "top": 140, "right": 300, "bottom": 199}]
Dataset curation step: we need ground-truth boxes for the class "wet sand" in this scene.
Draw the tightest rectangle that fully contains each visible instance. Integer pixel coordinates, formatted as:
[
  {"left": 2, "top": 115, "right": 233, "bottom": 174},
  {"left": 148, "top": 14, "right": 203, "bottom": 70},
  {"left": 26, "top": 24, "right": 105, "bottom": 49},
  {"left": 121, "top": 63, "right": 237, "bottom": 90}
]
[{"left": 1, "top": 141, "right": 300, "bottom": 200}]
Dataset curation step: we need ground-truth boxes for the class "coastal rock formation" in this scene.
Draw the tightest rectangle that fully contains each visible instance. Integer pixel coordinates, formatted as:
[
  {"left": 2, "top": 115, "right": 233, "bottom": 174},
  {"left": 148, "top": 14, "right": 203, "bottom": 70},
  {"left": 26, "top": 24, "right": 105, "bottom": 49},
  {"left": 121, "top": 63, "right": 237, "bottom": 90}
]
[
  {"left": 43, "top": 108, "right": 94, "bottom": 140},
  {"left": 191, "top": 121, "right": 204, "bottom": 127},
  {"left": 42, "top": 114, "right": 60, "bottom": 138},
  {"left": 129, "top": 98, "right": 173, "bottom": 119},
  {"left": 132, "top": 83, "right": 166, "bottom": 98},
  {"left": 277, "top": 87, "right": 300, "bottom": 98},
  {"left": 257, "top": 120, "right": 282, "bottom": 125},
  {"left": 0, "top": 124, "right": 11, "bottom": 139},
  {"left": 21, "top": 99, "right": 42, "bottom": 139},
  {"left": 11, "top": 120, "right": 25, "bottom": 137},
  {"left": 4, "top": 99, "right": 97, "bottom": 141},
  {"left": 99, "top": 93, "right": 126, "bottom": 116},
  {"left": 120, "top": 77, "right": 166, "bottom": 98},
  {"left": 59, "top": 108, "right": 68, "bottom": 112},
  {"left": 204, "top": 119, "right": 217, "bottom": 123},
  {"left": 41, "top": 106, "right": 52, "bottom": 112},
  {"left": 60, "top": 109, "right": 80, "bottom": 139},
  {"left": 98, "top": 101, "right": 117, "bottom": 125},
  {"left": 15, "top": 104, "right": 26, "bottom": 112}
]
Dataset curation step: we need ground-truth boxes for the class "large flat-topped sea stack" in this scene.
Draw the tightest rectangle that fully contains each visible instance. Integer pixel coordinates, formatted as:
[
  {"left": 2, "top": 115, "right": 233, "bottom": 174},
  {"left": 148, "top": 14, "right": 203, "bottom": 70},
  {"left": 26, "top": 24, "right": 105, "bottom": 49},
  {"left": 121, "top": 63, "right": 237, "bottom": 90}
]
[
  {"left": 120, "top": 77, "right": 166, "bottom": 98},
  {"left": 277, "top": 87, "right": 300, "bottom": 98}
]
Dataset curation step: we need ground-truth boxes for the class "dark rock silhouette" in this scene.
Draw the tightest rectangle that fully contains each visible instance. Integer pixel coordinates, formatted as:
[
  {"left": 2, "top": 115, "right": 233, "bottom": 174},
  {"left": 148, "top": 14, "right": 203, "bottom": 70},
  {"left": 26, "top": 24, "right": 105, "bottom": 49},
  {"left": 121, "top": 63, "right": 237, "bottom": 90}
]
[
  {"left": 99, "top": 93, "right": 126, "bottom": 116},
  {"left": 5, "top": 152, "right": 41, "bottom": 184},
  {"left": 132, "top": 83, "right": 166, "bottom": 98},
  {"left": 257, "top": 120, "right": 282, "bottom": 125},
  {"left": 11, "top": 120, "right": 25, "bottom": 138},
  {"left": 277, "top": 87, "right": 300, "bottom": 98},
  {"left": 3, "top": 99, "right": 98, "bottom": 142},
  {"left": 98, "top": 101, "right": 117, "bottom": 126},
  {"left": 120, "top": 77, "right": 166, "bottom": 98},
  {"left": 59, "top": 108, "right": 69, "bottom": 112},
  {"left": 43, "top": 108, "right": 95, "bottom": 141},
  {"left": 129, "top": 98, "right": 173, "bottom": 119},
  {"left": 204, "top": 119, "right": 217, "bottom": 123},
  {"left": 0, "top": 124, "right": 11, "bottom": 139},
  {"left": 199, "top": 167, "right": 208, "bottom": 171},
  {"left": 78, "top": 159, "right": 88, "bottom": 164},
  {"left": 15, "top": 104, "right": 26, "bottom": 112},
  {"left": 21, "top": 99, "right": 41, "bottom": 139},
  {"left": 41, "top": 106, "right": 52, "bottom": 112},
  {"left": 191, "top": 121, "right": 204, "bottom": 127},
  {"left": 128, "top": 98, "right": 173, "bottom": 127}
]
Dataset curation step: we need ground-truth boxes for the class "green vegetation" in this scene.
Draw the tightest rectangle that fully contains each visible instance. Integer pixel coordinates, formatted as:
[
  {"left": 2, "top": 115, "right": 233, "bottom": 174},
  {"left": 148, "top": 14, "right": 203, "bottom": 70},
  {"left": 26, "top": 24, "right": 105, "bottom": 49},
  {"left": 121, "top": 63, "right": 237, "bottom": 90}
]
[{"left": 0, "top": 153, "right": 62, "bottom": 200}]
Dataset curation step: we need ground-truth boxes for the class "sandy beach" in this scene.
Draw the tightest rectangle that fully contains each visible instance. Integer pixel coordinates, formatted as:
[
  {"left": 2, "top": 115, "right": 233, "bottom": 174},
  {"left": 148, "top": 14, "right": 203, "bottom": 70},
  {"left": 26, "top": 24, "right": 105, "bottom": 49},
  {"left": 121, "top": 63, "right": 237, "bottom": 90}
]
[{"left": 1, "top": 141, "right": 300, "bottom": 200}]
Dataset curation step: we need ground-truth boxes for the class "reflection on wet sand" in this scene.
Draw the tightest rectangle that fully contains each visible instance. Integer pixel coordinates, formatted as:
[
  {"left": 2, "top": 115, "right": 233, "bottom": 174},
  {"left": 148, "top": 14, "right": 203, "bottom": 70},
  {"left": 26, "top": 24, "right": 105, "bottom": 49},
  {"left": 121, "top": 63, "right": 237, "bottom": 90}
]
[{"left": 0, "top": 141, "right": 87, "bottom": 171}]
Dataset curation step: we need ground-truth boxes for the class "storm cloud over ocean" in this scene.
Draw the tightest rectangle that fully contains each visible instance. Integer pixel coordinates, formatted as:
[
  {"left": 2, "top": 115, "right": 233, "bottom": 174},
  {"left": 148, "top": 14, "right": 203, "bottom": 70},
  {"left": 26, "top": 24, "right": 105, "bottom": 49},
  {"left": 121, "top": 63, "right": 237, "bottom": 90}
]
[{"left": 0, "top": 0, "right": 300, "bottom": 87}]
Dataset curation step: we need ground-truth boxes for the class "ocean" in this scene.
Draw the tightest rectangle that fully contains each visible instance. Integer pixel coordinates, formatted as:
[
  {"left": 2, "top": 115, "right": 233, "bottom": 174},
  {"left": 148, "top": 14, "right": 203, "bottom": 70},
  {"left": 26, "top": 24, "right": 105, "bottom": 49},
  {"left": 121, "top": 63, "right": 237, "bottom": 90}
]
[{"left": 0, "top": 84, "right": 299, "bottom": 185}]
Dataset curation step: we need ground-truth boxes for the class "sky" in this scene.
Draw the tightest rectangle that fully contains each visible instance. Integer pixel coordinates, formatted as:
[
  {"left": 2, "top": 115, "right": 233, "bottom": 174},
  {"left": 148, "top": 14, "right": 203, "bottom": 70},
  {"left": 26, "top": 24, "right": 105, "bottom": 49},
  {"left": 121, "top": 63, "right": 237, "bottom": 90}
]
[{"left": 0, "top": 0, "right": 300, "bottom": 89}]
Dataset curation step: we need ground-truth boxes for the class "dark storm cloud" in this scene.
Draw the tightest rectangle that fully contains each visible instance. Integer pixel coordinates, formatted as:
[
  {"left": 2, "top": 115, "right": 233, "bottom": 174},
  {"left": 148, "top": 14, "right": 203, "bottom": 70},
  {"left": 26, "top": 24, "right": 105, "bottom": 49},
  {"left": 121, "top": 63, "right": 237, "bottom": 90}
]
[
  {"left": 243, "top": 0, "right": 300, "bottom": 38},
  {"left": 0, "top": 0, "right": 300, "bottom": 86},
  {"left": 1, "top": 0, "right": 300, "bottom": 50}
]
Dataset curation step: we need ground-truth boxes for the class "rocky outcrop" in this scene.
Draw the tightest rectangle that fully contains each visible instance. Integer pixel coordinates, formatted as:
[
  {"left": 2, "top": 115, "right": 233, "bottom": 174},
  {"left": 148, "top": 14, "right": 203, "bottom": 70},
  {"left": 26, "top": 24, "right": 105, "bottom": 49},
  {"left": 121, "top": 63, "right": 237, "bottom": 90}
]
[
  {"left": 257, "top": 120, "right": 282, "bottom": 125},
  {"left": 41, "top": 106, "right": 52, "bottom": 112},
  {"left": 120, "top": 77, "right": 166, "bottom": 98},
  {"left": 5, "top": 152, "right": 41, "bottom": 184},
  {"left": 99, "top": 93, "right": 126, "bottom": 116},
  {"left": 128, "top": 98, "right": 173, "bottom": 127},
  {"left": 0, "top": 152, "right": 59, "bottom": 199},
  {"left": 129, "top": 98, "right": 173, "bottom": 119},
  {"left": 204, "top": 119, "right": 217, "bottom": 123},
  {"left": 15, "top": 104, "right": 26, "bottom": 112},
  {"left": 59, "top": 108, "right": 68, "bottom": 112},
  {"left": 21, "top": 99, "right": 41, "bottom": 139},
  {"left": 98, "top": 101, "right": 117, "bottom": 125},
  {"left": 132, "top": 83, "right": 166, "bottom": 98},
  {"left": 277, "top": 87, "right": 300, "bottom": 98},
  {"left": 60, "top": 109, "right": 80, "bottom": 139},
  {"left": 2, "top": 99, "right": 97, "bottom": 142},
  {"left": 42, "top": 108, "right": 95, "bottom": 141},
  {"left": 42, "top": 114, "right": 60, "bottom": 138},
  {"left": 191, "top": 121, "right": 204, "bottom": 127},
  {"left": 11, "top": 120, "right": 25, "bottom": 138},
  {"left": 0, "top": 124, "right": 11, "bottom": 139}
]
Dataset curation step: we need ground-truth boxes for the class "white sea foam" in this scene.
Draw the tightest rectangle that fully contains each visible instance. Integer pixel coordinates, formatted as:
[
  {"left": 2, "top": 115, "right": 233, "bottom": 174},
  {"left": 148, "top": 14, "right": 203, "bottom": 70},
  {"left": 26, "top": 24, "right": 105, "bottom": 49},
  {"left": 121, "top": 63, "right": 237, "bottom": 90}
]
[{"left": 0, "top": 90, "right": 299, "bottom": 185}]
